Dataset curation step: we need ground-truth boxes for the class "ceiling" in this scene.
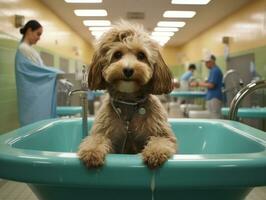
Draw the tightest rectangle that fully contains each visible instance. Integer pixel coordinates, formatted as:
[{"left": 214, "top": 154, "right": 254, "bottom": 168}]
[{"left": 40, "top": 0, "right": 252, "bottom": 47}]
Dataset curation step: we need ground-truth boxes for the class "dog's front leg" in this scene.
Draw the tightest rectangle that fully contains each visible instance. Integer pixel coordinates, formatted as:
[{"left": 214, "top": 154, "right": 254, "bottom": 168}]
[
  {"left": 78, "top": 134, "right": 112, "bottom": 168},
  {"left": 142, "top": 136, "right": 176, "bottom": 169}
]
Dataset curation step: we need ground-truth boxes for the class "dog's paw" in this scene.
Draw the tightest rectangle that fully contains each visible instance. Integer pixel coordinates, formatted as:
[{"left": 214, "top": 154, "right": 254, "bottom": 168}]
[
  {"left": 78, "top": 149, "right": 106, "bottom": 168},
  {"left": 142, "top": 150, "right": 168, "bottom": 169},
  {"left": 141, "top": 136, "right": 176, "bottom": 169}
]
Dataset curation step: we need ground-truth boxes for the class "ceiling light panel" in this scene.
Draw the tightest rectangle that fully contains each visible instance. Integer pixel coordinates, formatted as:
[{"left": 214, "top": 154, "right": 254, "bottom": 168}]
[
  {"left": 157, "top": 21, "right": 186, "bottom": 27},
  {"left": 65, "top": 0, "right": 102, "bottom": 3},
  {"left": 152, "top": 32, "right": 175, "bottom": 37},
  {"left": 83, "top": 20, "right": 111, "bottom": 26},
  {"left": 171, "top": 0, "right": 211, "bottom": 5},
  {"left": 154, "top": 27, "right": 179, "bottom": 32},
  {"left": 74, "top": 9, "right": 107, "bottom": 16},
  {"left": 90, "top": 31, "right": 107, "bottom": 40},
  {"left": 91, "top": 31, "right": 105, "bottom": 36},
  {"left": 151, "top": 36, "right": 170, "bottom": 46},
  {"left": 89, "top": 26, "right": 111, "bottom": 31},
  {"left": 163, "top": 11, "right": 196, "bottom": 18},
  {"left": 151, "top": 36, "right": 170, "bottom": 42}
]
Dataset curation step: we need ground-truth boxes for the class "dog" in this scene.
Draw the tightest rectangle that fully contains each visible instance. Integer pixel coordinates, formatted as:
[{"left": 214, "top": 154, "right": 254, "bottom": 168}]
[{"left": 78, "top": 21, "right": 177, "bottom": 169}]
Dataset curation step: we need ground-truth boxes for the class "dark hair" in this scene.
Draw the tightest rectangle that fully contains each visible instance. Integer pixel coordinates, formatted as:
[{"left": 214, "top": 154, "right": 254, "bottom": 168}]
[
  {"left": 188, "top": 64, "right": 196, "bottom": 70},
  {"left": 19, "top": 20, "right": 42, "bottom": 36},
  {"left": 210, "top": 54, "right": 216, "bottom": 61}
]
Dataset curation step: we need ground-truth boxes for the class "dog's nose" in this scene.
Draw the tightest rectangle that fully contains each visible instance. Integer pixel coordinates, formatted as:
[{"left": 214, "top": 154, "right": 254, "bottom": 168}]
[{"left": 123, "top": 67, "right": 134, "bottom": 78}]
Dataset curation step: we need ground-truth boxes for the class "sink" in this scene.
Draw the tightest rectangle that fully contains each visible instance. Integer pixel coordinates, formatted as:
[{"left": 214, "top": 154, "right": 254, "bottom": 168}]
[
  {"left": 0, "top": 118, "right": 266, "bottom": 200},
  {"left": 56, "top": 106, "right": 82, "bottom": 116},
  {"left": 222, "top": 107, "right": 266, "bottom": 118},
  {"left": 170, "top": 91, "right": 206, "bottom": 98}
]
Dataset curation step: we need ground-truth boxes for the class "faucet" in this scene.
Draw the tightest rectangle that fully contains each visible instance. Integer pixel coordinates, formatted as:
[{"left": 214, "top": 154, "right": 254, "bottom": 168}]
[
  {"left": 223, "top": 69, "right": 244, "bottom": 93},
  {"left": 68, "top": 90, "right": 88, "bottom": 138},
  {"left": 68, "top": 65, "right": 89, "bottom": 138},
  {"left": 228, "top": 80, "right": 266, "bottom": 121},
  {"left": 222, "top": 69, "right": 244, "bottom": 106}
]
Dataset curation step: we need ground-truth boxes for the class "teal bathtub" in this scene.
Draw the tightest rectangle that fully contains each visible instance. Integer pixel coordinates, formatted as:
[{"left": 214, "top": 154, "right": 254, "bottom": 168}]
[{"left": 0, "top": 118, "right": 266, "bottom": 200}]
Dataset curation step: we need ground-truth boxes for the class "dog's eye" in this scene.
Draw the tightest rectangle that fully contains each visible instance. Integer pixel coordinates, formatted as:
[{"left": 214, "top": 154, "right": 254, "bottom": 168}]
[
  {"left": 136, "top": 52, "right": 146, "bottom": 61},
  {"left": 113, "top": 51, "right": 123, "bottom": 60}
]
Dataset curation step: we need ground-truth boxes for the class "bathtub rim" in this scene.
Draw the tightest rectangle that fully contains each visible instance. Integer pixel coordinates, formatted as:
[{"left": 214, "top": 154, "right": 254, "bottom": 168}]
[{"left": 0, "top": 118, "right": 266, "bottom": 188}]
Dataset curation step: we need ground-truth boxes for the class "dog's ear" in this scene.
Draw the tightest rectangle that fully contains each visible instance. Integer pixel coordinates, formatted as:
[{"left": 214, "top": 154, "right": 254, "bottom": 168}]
[
  {"left": 149, "top": 52, "right": 173, "bottom": 94},
  {"left": 88, "top": 50, "right": 107, "bottom": 90}
]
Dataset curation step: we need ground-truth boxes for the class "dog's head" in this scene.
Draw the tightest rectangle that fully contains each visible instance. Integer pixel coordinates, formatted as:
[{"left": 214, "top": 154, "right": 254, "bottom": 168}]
[{"left": 88, "top": 20, "right": 173, "bottom": 95}]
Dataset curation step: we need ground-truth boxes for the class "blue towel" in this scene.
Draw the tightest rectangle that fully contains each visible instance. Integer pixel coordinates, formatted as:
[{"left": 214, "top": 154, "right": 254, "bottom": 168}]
[{"left": 15, "top": 50, "right": 63, "bottom": 126}]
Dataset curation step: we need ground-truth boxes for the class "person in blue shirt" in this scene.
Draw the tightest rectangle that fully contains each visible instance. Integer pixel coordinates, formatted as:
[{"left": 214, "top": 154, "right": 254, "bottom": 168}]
[
  {"left": 178, "top": 64, "right": 196, "bottom": 104},
  {"left": 191, "top": 54, "right": 223, "bottom": 118},
  {"left": 180, "top": 64, "right": 196, "bottom": 81},
  {"left": 180, "top": 64, "right": 196, "bottom": 90}
]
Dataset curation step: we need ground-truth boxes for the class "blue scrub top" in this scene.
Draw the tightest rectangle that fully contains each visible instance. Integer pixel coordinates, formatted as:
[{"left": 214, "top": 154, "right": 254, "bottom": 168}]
[
  {"left": 206, "top": 65, "right": 223, "bottom": 101},
  {"left": 180, "top": 71, "right": 193, "bottom": 81}
]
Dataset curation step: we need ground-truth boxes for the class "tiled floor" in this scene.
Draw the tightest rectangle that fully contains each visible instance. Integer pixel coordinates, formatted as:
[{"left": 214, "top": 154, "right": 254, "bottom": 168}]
[
  {"left": 0, "top": 181, "right": 37, "bottom": 200},
  {"left": 0, "top": 180, "right": 265, "bottom": 200}
]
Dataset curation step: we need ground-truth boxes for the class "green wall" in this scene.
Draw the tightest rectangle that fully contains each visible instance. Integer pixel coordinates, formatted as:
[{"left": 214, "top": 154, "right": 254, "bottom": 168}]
[
  {"left": 169, "top": 64, "right": 184, "bottom": 78},
  {"left": 0, "top": 39, "right": 19, "bottom": 134}
]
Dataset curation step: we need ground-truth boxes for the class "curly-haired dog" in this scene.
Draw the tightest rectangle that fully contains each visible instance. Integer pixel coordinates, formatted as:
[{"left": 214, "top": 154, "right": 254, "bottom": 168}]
[{"left": 78, "top": 21, "right": 177, "bottom": 169}]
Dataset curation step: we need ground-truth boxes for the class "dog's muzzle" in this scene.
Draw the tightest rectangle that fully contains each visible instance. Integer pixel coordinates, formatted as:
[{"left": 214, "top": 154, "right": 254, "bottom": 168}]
[{"left": 123, "top": 67, "right": 134, "bottom": 78}]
